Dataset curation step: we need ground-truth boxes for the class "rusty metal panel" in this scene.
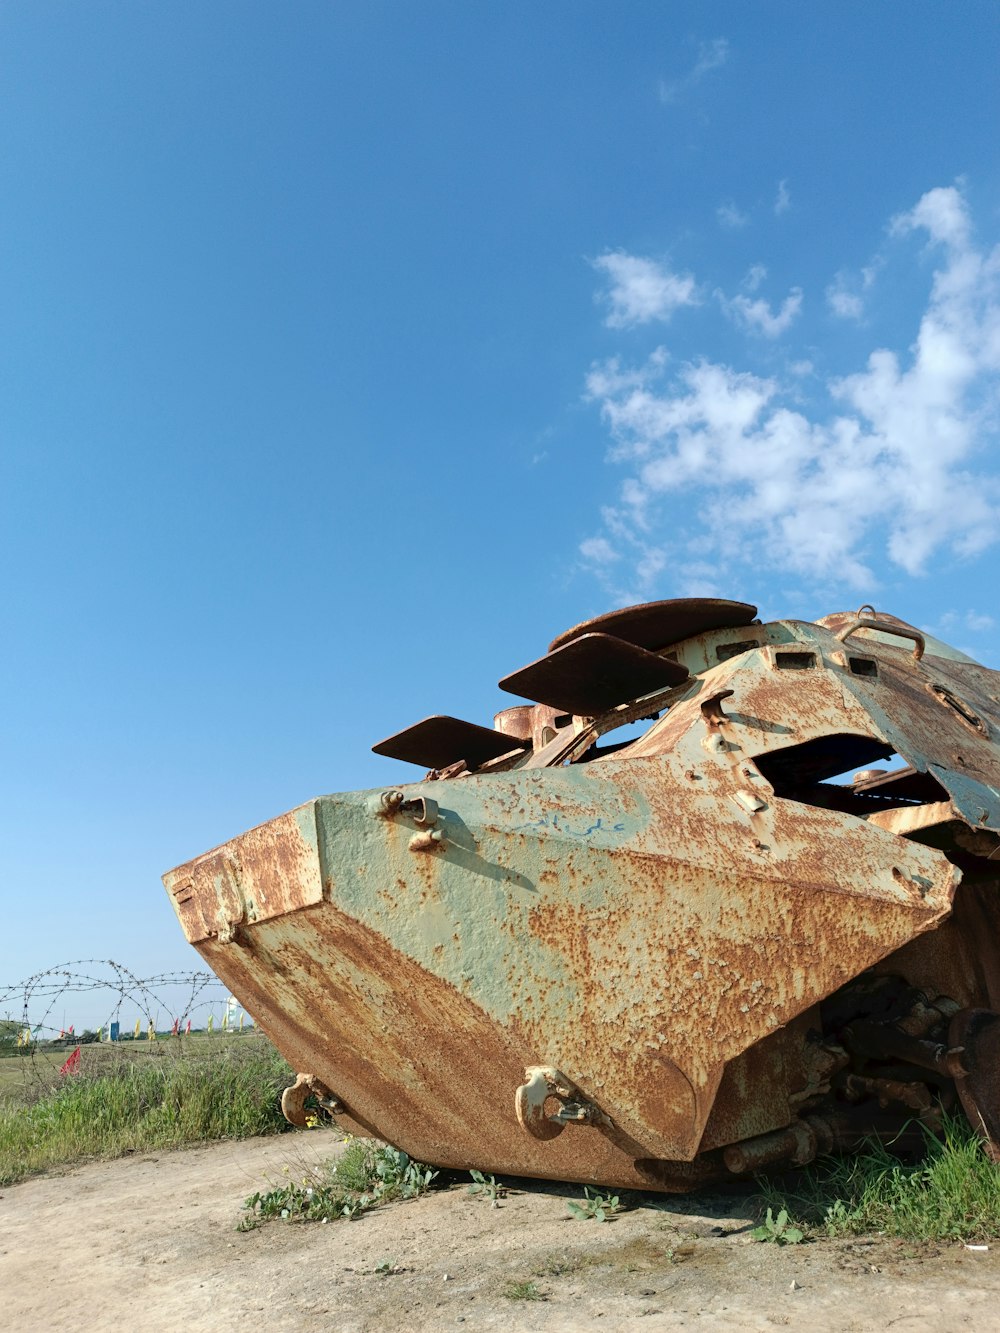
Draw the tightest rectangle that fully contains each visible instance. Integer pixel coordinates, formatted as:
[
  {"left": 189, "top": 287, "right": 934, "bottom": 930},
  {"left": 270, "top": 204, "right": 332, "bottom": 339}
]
[
  {"left": 165, "top": 750, "right": 956, "bottom": 1173},
  {"left": 162, "top": 599, "right": 1000, "bottom": 1189},
  {"left": 164, "top": 803, "right": 322, "bottom": 945}
]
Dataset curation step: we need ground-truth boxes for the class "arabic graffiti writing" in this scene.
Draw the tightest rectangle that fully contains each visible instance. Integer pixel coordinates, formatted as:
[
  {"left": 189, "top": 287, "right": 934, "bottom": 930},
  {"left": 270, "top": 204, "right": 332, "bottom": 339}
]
[{"left": 510, "top": 813, "right": 627, "bottom": 838}]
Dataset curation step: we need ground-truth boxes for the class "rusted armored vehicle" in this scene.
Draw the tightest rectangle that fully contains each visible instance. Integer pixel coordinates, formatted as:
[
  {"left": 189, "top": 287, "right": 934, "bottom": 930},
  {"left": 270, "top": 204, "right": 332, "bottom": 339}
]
[{"left": 164, "top": 600, "right": 1000, "bottom": 1189}]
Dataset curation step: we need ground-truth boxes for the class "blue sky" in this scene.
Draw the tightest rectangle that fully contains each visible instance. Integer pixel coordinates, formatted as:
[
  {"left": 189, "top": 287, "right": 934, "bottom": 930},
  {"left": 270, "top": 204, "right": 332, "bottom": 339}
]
[{"left": 2, "top": 4, "right": 999, "bottom": 1026}]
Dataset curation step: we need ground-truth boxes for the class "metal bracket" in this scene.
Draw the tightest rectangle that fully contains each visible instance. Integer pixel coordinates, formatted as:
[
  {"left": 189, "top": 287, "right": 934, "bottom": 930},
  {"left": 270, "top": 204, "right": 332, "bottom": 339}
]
[
  {"left": 402, "top": 795, "right": 439, "bottom": 827},
  {"left": 515, "top": 1065, "right": 610, "bottom": 1140},
  {"left": 836, "top": 608, "right": 925, "bottom": 661},
  {"left": 280, "top": 1072, "right": 345, "bottom": 1127}
]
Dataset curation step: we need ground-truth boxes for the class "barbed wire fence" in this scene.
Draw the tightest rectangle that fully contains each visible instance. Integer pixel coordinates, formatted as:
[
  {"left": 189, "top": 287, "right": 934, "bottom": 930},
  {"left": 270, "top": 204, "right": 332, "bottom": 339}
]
[{"left": 0, "top": 960, "right": 254, "bottom": 1090}]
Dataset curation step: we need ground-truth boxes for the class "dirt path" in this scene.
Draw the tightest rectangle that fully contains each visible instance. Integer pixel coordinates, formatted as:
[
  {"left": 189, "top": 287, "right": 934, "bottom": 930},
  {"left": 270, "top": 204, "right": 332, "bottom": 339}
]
[{"left": 2, "top": 1131, "right": 999, "bottom": 1331}]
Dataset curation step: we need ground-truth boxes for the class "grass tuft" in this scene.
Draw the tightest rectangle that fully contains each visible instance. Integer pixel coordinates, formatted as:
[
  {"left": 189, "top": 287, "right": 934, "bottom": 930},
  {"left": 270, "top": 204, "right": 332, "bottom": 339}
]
[
  {"left": 501, "top": 1280, "right": 547, "bottom": 1301},
  {"left": 757, "top": 1117, "right": 1000, "bottom": 1243}
]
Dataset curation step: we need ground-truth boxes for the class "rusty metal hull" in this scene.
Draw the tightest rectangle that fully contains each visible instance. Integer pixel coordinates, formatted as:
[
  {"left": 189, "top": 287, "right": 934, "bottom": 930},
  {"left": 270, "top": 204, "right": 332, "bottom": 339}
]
[{"left": 164, "top": 605, "right": 1000, "bottom": 1189}]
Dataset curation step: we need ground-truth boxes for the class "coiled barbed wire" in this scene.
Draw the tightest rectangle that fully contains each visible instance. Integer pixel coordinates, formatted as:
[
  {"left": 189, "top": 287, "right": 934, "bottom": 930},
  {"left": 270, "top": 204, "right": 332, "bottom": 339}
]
[{"left": 0, "top": 958, "right": 238, "bottom": 1040}]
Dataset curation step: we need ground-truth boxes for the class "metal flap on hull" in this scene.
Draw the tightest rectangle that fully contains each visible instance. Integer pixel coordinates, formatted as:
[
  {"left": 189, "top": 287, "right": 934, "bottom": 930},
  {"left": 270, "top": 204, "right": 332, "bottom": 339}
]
[
  {"left": 163, "top": 802, "right": 323, "bottom": 945},
  {"left": 548, "top": 598, "right": 758, "bottom": 653},
  {"left": 371, "top": 715, "right": 527, "bottom": 770},
  {"left": 499, "top": 632, "right": 689, "bottom": 716}
]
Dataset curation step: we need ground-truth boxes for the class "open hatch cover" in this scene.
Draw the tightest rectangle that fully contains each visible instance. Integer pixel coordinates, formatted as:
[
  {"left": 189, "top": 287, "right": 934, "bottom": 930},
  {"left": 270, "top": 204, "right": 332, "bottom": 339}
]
[
  {"left": 372, "top": 716, "right": 526, "bottom": 770},
  {"left": 548, "top": 597, "right": 758, "bottom": 654},
  {"left": 499, "top": 632, "right": 689, "bottom": 717}
]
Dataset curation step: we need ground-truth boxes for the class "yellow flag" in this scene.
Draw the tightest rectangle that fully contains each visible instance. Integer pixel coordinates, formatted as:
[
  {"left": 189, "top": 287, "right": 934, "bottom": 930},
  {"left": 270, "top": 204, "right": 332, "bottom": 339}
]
[
  {"left": 207, "top": 1014, "right": 214, "bottom": 1033},
  {"left": 134, "top": 1019, "right": 141, "bottom": 1039},
  {"left": 239, "top": 1012, "right": 245, "bottom": 1031},
  {"left": 147, "top": 1022, "right": 155, "bottom": 1041}
]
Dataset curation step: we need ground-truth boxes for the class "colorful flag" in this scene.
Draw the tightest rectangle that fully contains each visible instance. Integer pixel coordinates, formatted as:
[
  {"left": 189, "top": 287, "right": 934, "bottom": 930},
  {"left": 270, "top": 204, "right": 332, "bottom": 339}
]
[
  {"left": 60, "top": 1046, "right": 82, "bottom": 1076},
  {"left": 147, "top": 1022, "right": 156, "bottom": 1041},
  {"left": 171, "top": 1018, "right": 179, "bottom": 1036},
  {"left": 207, "top": 1014, "right": 214, "bottom": 1033},
  {"left": 185, "top": 1019, "right": 191, "bottom": 1035}
]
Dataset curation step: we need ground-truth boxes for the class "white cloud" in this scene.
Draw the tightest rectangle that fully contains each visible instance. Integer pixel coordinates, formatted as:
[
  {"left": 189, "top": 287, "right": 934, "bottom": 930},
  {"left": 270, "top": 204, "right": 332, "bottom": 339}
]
[
  {"left": 659, "top": 37, "right": 730, "bottom": 104},
  {"left": 717, "top": 202, "right": 748, "bottom": 229},
  {"left": 938, "top": 609, "right": 996, "bottom": 633},
  {"left": 892, "top": 185, "right": 971, "bottom": 249},
  {"left": 774, "top": 180, "right": 790, "bottom": 216},
  {"left": 827, "top": 262, "right": 880, "bottom": 320},
  {"left": 967, "top": 611, "right": 996, "bottom": 631},
  {"left": 581, "top": 186, "right": 1000, "bottom": 595},
  {"left": 827, "top": 281, "right": 864, "bottom": 320},
  {"left": 720, "top": 284, "right": 803, "bottom": 338},
  {"left": 578, "top": 536, "right": 620, "bottom": 565},
  {"left": 592, "top": 252, "right": 699, "bottom": 329}
]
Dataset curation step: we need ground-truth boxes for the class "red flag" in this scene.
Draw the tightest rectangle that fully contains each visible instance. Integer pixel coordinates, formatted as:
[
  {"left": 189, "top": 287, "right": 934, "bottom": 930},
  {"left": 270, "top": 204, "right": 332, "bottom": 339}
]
[
  {"left": 171, "top": 1018, "right": 179, "bottom": 1036},
  {"left": 59, "top": 1046, "right": 82, "bottom": 1076}
]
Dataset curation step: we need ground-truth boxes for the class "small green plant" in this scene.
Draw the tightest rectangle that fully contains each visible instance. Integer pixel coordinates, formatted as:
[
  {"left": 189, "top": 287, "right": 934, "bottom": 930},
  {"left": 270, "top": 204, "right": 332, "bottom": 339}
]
[
  {"left": 823, "top": 1198, "right": 854, "bottom": 1235},
  {"left": 242, "top": 1179, "right": 361, "bottom": 1224},
  {"left": 566, "top": 1185, "right": 622, "bottom": 1222},
  {"left": 501, "top": 1280, "right": 546, "bottom": 1301},
  {"left": 242, "top": 1139, "right": 438, "bottom": 1228},
  {"left": 751, "top": 1206, "right": 805, "bottom": 1245},
  {"left": 468, "top": 1168, "right": 506, "bottom": 1206},
  {"left": 372, "top": 1144, "right": 437, "bottom": 1199},
  {"left": 332, "top": 1138, "right": 437, "bottom": 1200}
]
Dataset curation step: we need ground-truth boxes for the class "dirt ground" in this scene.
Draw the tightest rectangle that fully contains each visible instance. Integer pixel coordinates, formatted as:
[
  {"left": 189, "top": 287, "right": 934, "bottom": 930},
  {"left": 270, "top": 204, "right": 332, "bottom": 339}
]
[{"left": 3, "top": 1132, "right": 1000, "bottom": 1332}]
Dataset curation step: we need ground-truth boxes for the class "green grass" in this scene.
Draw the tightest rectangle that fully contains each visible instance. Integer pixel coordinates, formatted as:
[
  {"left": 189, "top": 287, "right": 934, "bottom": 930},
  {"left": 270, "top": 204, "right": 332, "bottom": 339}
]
[
  {"left": 0, "top": 1034, "right": 292, "bottom": 1185},
  {"left": 757, "top": 1117, "right": 1000, "bottom": 1243},
  {"left": 0, "top": 1047, "right": 67, "bottom": 1103}
]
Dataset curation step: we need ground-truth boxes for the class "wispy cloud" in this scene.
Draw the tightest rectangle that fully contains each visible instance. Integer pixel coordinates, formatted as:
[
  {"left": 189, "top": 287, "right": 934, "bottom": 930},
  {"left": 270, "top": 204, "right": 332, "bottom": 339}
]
[
  {"left": 592, "top": 252, "right": 699, "bottom": 329},
  {"left": 658, "top": 37, "right": 730, "bottom": 104},
  {"left": 580, "top": 185, "right": 1000, "bottom": 596},
  {"left": 937, "top": 609, "right": 996, "bottom": 633},
  {"left": 717, "top": 201, "right": 749, "bottom": 229},
  {"left": 774, "top": 179, "right": 791, "bottom": 216},
  {"left": 719, "top": 271, "right": 803, "bottom": 337},
  {"left": 826, "top": 281, "right": 864, "bottom": 320},
  {"left": 578, "top": 536, "right": 620, "bottom": 565},
  {"left": 827, "top": 262, "right": 880, "bottom": 321}
]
